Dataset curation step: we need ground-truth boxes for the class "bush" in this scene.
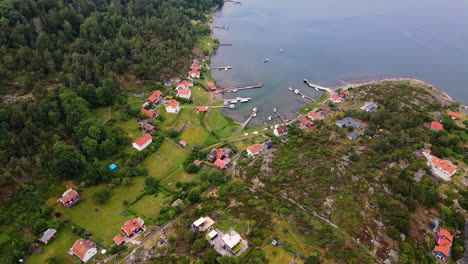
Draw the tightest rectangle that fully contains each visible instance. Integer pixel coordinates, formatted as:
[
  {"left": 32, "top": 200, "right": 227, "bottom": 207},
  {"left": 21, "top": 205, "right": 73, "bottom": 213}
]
[{"left": 93, "top": 188, "right": 112, "bottom": 204}]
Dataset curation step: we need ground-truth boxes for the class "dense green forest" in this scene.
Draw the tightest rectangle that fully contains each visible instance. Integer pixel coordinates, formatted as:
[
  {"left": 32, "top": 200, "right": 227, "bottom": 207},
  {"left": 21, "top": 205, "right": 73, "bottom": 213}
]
[{"left": 0, "top": 0, "right": 221, "bottom": 263}]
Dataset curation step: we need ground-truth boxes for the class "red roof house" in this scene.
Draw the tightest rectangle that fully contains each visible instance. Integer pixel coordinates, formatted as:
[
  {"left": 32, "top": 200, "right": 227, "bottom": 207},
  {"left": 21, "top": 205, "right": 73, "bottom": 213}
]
[
  {"left": 189, "top": 70, "right": 200, "bottom": 78},
  {"left": 113, "top": 235, "right": 125, "bottom": 246},
  {"left": 141, "top": 109, "right": 157, "bottom": 118},
  {"left": 433, "top": 229, "right": 453, "bottom": 260},
  {"left": 298, "top": 116, "right": 315, "bottom": 129},
  {"left": 177, "top": 88, "right": 191, "bottom": 99},
  {"left": 330, "top": 94, "right": 344, "bottom": 104},
  {"left": 132, "top": 134, "right": 152, "bottom": 151},
  {"left": 273, "top": 125, "right": 288, "bottom": 137},
  {"left": 190, "top": 64, "right": 201, "bottom": 71},
  {"left": 147, "top": 90, "right": 162, "bottom": 103},
  {"left": 430, "top": 121, "right": 444, "bottom": 131},
  {"left": 179, "top": 140, "right": 187, "bottom": 147},
  {"left": 197, "top": 106, "right": 208, "bottom": 113},
  {"left": 448, "top": 111, "right": 462, "bottom": 120},
  {"left": 247, "top": 144, "right": 263, "bottom": 157},
  {"left": 165, "top": 99, "right": 180, "bottom": 113},
  {"left": 193, "top": 160, "right": 202, "bottom": 166},
  {"left": 214, "top": 159, "right": 227, "bottom": 169},
  {"left": 58, "top": 189, "right": 81, "bottom": 207},
  {"left": 207, "top": 82, "right": 217, "bottom": 91},
  {"left": 71, "top": 239, "right": 97, "bottom": 262},
  {"left": 307, "top": 111, "right": 321, "bottom": 120},
  {"left": 122, "top": 218, "right": 145, "bottom": 237},
  {"left": 177, "top": 81, "right": 190, "bottom": 90}
]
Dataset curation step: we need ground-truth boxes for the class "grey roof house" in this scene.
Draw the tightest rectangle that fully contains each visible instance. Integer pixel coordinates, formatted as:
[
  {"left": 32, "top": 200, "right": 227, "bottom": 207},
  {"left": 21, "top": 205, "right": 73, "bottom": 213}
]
[
  {"left": 336, "top": 117, "right": 366, "bottom": 130},
  {"left": 360, "top": 102, "right": 378, "bottom": 112},
  {"left": 348, "top": 131, "right": 359, "bottom": 140}
]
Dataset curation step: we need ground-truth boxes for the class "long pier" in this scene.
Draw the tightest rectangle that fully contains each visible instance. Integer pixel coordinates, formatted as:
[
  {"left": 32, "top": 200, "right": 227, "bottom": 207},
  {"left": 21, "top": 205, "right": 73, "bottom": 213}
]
[
  {"left": 211, "top": 25, "right": 229, "bottom": 30},
  {"left": 275, "top": 109, "right": 287, "bottom": 124},
  {"left": 287, "top": 87, "right": 315, "bottom": 101},
  {"left": 303, "top": 79, "right": 332, "bottom": 92},
  {"left": 224, "top": 0, "right": 242, "bottom": 3},
  {"left": 220, "top": 83, "right": 264, "bottom": 93},
  {"left": 209, "top": 66, "right": 232, "bottom": 70},
  {"left": 239, "top": 108, "right": 259, "bottom": 131},
  {"left": 219, "top": 43, "right": 233, "bottom": 46},
  {"left": 221, "top": 97, "right": 252, "bottom": 103}
]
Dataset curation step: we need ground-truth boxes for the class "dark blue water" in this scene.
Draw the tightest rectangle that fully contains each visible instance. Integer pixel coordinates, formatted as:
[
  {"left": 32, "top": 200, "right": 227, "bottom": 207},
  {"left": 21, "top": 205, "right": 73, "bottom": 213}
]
[{"left": 212, "top": 0, "right": 468, "bottom": 126}]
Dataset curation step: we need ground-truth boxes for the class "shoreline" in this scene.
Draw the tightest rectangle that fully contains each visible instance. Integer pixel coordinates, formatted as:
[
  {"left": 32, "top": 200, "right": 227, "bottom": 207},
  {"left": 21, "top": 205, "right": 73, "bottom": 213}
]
[{"left": 207, "top": 8, "right": 466, "bottom": 127}]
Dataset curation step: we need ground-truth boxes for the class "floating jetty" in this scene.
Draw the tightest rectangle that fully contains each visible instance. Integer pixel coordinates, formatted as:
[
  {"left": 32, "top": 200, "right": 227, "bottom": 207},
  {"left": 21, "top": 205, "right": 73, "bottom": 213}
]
[
  {"left": 239, "top": 108, "right": 259, "bottom": 131},
  {"left": 219, "top": 43, "right": 233, "bottom": 46},
  {"left": 274, "top": 108, "right": 287, "bottom": 124},
  {"left": 224, "top": 0, "right": 242, "bottom": 3},
  {"left": 303, "top": 79, "right": 332, "bottom": 92},
  {"left": 220, "top": 83, "right": 264, "bottom": 93},
  {"left": 221, "top": 97, "right": 252, "bottom": 104},
  {"left": 287, "top": 87, "right": 315, "bottom": 101}
]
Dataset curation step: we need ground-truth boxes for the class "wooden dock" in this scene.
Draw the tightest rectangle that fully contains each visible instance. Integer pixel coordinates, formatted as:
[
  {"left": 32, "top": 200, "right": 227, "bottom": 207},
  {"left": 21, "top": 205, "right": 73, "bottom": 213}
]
[
  {"left": 224, "top": 0, "right": 241, "bottom": 3},
  {"left": 239, "top": 108, "right": 259, "bottom": 131},
  {"left": 219, "top": 43, "right": 233, "bottom": 46},
  {"left": 287, "top": 87, "right": 315, "bottom": 101},
  {"left": 275, "top": 109, "right": 287, "bottom": 124},
  {"left": 303, "top": 79, "right": 332, "bottom": 92},
  {"left": 220, "top": 83, "right": 264, "bottom": 93}
]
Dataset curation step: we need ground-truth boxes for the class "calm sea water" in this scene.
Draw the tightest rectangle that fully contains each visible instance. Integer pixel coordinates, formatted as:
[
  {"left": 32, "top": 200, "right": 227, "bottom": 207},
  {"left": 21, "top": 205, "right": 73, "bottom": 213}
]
[{"left": 211, "top": 0, "right": 468, "bottom": 126}]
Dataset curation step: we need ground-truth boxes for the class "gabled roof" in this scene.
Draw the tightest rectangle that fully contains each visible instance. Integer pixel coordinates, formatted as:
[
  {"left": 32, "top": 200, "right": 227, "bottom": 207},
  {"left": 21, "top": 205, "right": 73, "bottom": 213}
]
[
  {"left": 122, "top": 218, "right": 144, "bottom": 236},
  {"left": 307, "top": 111, "right": 321, "bottom": 120},
  {"left": 148, "top": 90, "right": 161, "bottom": 101},
  {"left": 165, "top": 100, "right": 179, "bottom": 109},
  {"left": 299, "top": 116, "right": 314, "bottom": 126},
  {"left": 330, "top": 94, "right": 344, "bottom": 102},
  {"left": 211, "top": 148, "right": 224, "bottom": 159},
  {"left": 189, "top": 70, "right": 200, "bottom": 76},
  {"left": 438, "top": 229, "right": 454, "bottom": 242},
  {"left": 247, "top": 144, "right": 263, "bottom": 155},
  {"left": 58, "top": 189, "right": 79, "bottom": 204},
  {"left": 193, "top": 160, "right": 202, "bottom": 166},
  {"left": 430, "top": 156, "right": 457, "bottom": 175},
  {"left": 448, "top": 111, "right": 462, "bottom": 119},
  {"left": 72, "top": 239, "right": 96, "bottom": 260},
  {"left": 207, "top": 82, "right": 217, "bottom": 91},
  {"left": 430, "top": 121, "right": 444, "bottom": 131},
  {"left": 197, "top": 106, "right": 208, "bottom": 112},
  {"left": 179, "top": 140, "right": 187, "bottom": 146},
  {"left": 422, "top": 149, "right": 431, "bottom": 155},
  {"left": 276, "top": 125, "right": 288, "bottom": 134},
  {"left": 39, "top": 228, "right": 57, "bottom": 243},
  {"left": 113, "top": 235, "right": 125, "bottom": 245},
  {"left": 141, "top": 109, "right": 155, "bottom": 118},
  {"left": 178, "top": 88, "right": 191, "bottom": 95},
  {"left": 178, "top": 81, "right": 189, "bottom": 87},
  {"left": 215, "top": 159, "right": 227, "bottom": 168},
  {"left": 133, "top": 134, "right": 152, "bottom": 147}
]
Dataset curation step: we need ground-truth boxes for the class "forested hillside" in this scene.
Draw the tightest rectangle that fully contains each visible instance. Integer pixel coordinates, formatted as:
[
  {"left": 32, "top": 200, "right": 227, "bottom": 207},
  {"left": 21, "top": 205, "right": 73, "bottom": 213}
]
[
  {"left": 0, "top": 0, "right": 220, "bottom": 93},
  {"left": 0, "top": 0, "right": 221, "bottom": 263}
]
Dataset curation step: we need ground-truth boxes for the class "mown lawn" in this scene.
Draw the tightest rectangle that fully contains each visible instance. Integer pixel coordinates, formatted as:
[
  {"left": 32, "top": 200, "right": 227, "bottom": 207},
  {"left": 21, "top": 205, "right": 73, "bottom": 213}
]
[
  {"left": 263, "top": 246, "right": 304, "bottom": 264},
  {"left": 91, "top": 106, "right": 112, "bottom": 124},
  {"left": 160, "top": 167, "right": 200, "bottom": 189},
  {"left": 191, "top": 85, "right": 210, "bottom": 105},
  {"left": 217, "top": 217, "right": 249, "bottom": 234},
  {"left": 56, "top": 177, "right": 148, "bottom": 246},
  {"left": 27, "top": 228, "right": 80, "bottom": 264},
  {"left": 141, "top": 140, "right": 187, "bottom": 180},
  {"left": 129, "top": 192, "right": 169, "bottom": 220},
  {"left": 206, "top": 105, "right": 239, "bottom": 138}
]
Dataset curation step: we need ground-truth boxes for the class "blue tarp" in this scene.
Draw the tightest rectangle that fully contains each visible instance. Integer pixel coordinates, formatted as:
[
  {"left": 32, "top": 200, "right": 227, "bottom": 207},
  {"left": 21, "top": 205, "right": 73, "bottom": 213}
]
[{"left": 109, "top": 163, "right": 118, "bottom": 171}]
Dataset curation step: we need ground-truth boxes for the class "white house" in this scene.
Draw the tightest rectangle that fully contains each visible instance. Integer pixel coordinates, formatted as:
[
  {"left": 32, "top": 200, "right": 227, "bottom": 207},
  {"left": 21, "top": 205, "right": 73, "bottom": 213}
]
[
  {"left": 177, "top": 88, "right": 191, "bottom": 99},
  {"left": 165, "top": 100, "right": 180, "bottom": 113},
  {"left": 246, "top": 144, "right": 263, "bottom": 157},
  {"left": 330, "top": 94, "right": 344, "bottom": 104},
  {"left": 189, "top": 70, "right": 200, "bottom": 78},
  {"left": 360, "top": 102, "right": 378, "bottom": 112},
  {"left": 222, "top": 230, "right": 242, "bottom": 254},
  {"left": 422, "top": 149, "right": 457, "bottom": 181},
  {"left": 132, "top": 134, "right": 152, "bottom": 151},
  {"left": 71, "top": 239, "right": 97, "bottom": 262}
]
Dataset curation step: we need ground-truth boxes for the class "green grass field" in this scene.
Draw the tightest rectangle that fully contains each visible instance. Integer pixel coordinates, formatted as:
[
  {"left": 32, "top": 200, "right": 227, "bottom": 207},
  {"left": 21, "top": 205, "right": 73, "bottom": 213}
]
[
  {"left": 129, "top": 192, "right": 168, "bottom": 219},
  {"left": 206, "top": 105, "right": 239, "bottom": 138},
  {"left": 263, "top": 246, "right": 304, "bottom": 264},
  {"left": 27, "top": 228, "right": 80, "bottom": 264},
  {"left": 91, "top": 106, "right": 112, "bottom": 124},
  {"left": 192, "top": 85, "right": 210, "bottom": 105},
  {"left": 105, "top": 111, "right": 142, "bottom": 140},
  {"left": 160, "top": 167, "right": 200, "bottom": 189},
  {"left": 141, "top": 140, "right": 187, "bottom": 180},
  {"left": 56, "top": 177, "right": 149, "bottom": 245}
]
